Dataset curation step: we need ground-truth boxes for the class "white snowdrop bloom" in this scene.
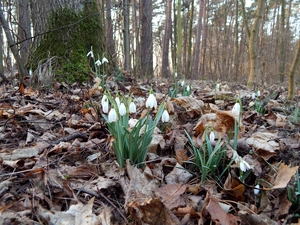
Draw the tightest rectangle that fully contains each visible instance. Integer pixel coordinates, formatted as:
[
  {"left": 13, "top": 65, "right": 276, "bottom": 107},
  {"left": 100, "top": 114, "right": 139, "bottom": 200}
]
[
  {"left": 257, "top": 90, "right": 261, "bottom": 97},
  {"left": 101, "top": 95, "right": 109, "bottom": 113},
  {"left": 209, "top": 131, "right": 215, "bottom": 143},
  {"left": 29, "top": 69, "right": 32, "bottom": 76},
  {"left": 87, "top": 51, "right": 94, "bottom": 58},
  {"left": 95, "top": 60, "right": 102, "bottom": 66},
  {"left": 108, "top": 108, "right": 117, "bottom": 122},
  {"left": 252, "top": 92, "right": 256, "bottom": 100},
  {"left": 254, "top": 184, "right": 260, "bottom": 195},
  {"left": 102, "top": 57, "right": 109, "bottom": 64},
  {"left": 119, "top": 103, "right": 126, "bottom": 116},
  {"left": 238, "top": 157, "right": 252, "bottom": 172},
  {"left": 129, "top": 102, "right": 136, "bottom": 113},
  {"left": 115, "top": 97, "right": 121, "bottom": 108},
  {"left": 161, "top": 110, "right": 170, "bottom": 123},
  {"left": 216, "top": 83, "right": 220, "bottom": 90},
  {"left": 187, "top": 85, "right": 190, "bottom": 92},
  {"left": 174, "top": 72, "right": 178, "bottom": 78},
  {"left": 146, "top": 93, "right": 157, "bottom": 109},
  {"left": 181, "top": 80, "right": 185, "bottom": 86},
  {"left": 232, "top": 102, "right": 241, "bottom": 116}
]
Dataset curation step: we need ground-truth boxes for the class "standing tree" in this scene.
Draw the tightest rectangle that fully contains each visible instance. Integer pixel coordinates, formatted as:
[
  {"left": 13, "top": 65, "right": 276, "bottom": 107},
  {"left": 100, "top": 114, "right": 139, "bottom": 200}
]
[
  {"left": 176, "top": 0, "right": 182, "bottom": 76},
  {"left": 279, "top": 0, "right": 286, "bottom": 83},
  {"left": 288, "top": 39, "right": 300, "bottom": 99},
  {"left": 123, "top": 0, "right": 130, "bottom": 72},
  {"left": 161, "top": 0, "right": 172, "bottom": 78},
  {"left": 140, "top": 0, "right": 153, "bottom": 78}
]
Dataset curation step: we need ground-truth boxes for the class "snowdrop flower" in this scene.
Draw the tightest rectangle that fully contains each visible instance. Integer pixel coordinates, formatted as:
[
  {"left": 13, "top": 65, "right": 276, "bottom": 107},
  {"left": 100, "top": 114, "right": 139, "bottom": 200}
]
[
  {"left": 102, "top": 57, "right": 109, "bottom": 64},
  {"left": 87, "top": 50, "right": 94, "bottom": 58},
  {"left": 232, "top": 102, "right": 241, "bottom": 116},
  {"left": 95, "top": 60, "right": 102, "bottom": 66},
  {"left": 181, "top": 80, "right": 185, "bottom": 86},
  {"left": 254, "top": 184, "right": 260, "bottom": 195},
  {"left": 29, "top": 69, "right": 32, "bottom": 76},
  {"left": 108, "top": 108, "right": 117, "bottom": 122},
  {"left": 216, "top": 83, "right": 220, "bottom": 91},
  {"left": 119, "top": 103, "right": 126, "bottom": 116},
  {"left": 115, "top": 97, "right": 121, "bottom": 108},
  {"left": 186, "top": 85, "right": 190, "bottom": 92},
  {"left": 252, "top": 92, "right": 256, "bottom": 100},
  {"left": 161, "top": 109, "right": 170, "bottom": 123},
  {"left": 101, "top": 95, "right": 109, "bottom": 113},
  {"left": 257, "top": 90, "right": 261, "bottom": 97},
  {"left": 237, "top": 156, "right": 251, "bottom": 172},
  {"left": 209, "top": 131, "right": 215, "bottom": 143},
  {"left": 174, "top": 72, "right": 177, "bottom": 78},
  {"left": 129, "top": 102, "right": 136, "bottom": 113},
  {"left": 146, "top": 93, "right": 157, "bottom": 109}
]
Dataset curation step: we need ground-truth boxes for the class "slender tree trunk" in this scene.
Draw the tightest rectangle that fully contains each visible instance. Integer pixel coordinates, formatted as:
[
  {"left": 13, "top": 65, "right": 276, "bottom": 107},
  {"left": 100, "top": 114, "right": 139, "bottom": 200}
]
[
  {"left": 172, "top": 0, "right": 177, "bottom": 73},
  {"left": 0, "top": 3, "right": 28, "bottom": 80},
  {"left": 17, "top": 0, "right": 31, "bottom": 65},
  {"left": 0, "top": 24, "right": 3, "bottom": 72},
  {"left": 279, "top": 0, "right": 286, "bottom": 83},
  {"left": 288, "top": 39, "right": 300, "bottom": 99},
  {"left": 187, "top": 0, "right": 194, "bottom": 78},
  {"left": 140, "top": 0, "right": 153, "bottom": 78},
  {"left": 106, "top": 0, "right": 115, "bottom": 56},
  {"left": 233, "top": 0, "right": 239, "bottom": 80},
  {"left": 192, "top": 0, "right": 204, "bottom": 78},
  {"left": 123, "top": 0, "right": 130, "bottom": 71},
  {"left": 201, "top": 0, "right": 207, "bottom": 77},
  {"left": 247, "top": 0, "right": 265, "bottom": 87},
  {"left": 161, "top": 0, "right": 172, "bottom": 78},
  {"left": 176, "top": 0, "right": 182, "bottom": 76}
]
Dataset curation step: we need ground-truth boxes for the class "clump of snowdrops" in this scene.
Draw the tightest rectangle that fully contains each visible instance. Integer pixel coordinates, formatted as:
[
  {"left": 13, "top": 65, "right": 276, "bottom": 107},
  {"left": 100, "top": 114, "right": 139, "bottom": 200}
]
[{"left": 101, "top": 88, "right": 169, "bottom": 168}]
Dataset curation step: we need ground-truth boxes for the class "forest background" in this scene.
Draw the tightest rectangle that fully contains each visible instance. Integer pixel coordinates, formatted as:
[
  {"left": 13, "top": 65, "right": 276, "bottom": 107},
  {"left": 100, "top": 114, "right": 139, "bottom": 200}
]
[{"left": 0, "top": 0, "right": 300, "bottom": 95}]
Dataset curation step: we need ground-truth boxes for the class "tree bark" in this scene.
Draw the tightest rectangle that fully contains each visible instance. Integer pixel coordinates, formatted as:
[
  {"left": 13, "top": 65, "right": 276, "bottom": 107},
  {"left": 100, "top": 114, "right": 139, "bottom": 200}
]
[
  {"left": 279, "top": 0, "right": 286, "bottom": 83},
  {"left": 247, "top": 0, "right": 265, "bottom": 87},
  {"left": 288, "top": 39, "right": 300, "bottom": 99},
  {"left": 0, "top": 4, "right": 28, "bottom": 80},
  {"left": 192, "top": 0, "right": 205, "bottom": 78},
  {"left": 161, "top": 0, "right": 172, "bottom": 78},
  {"left": 123, "top": 0, "right": 130, "bottom": 71},
  {"left": 187, "top": 0, "right": 194, "bottom": 78},
  {"left": 176, "top": 0, "right": 182, "bottom": 76},
  {"left": 140, "top": 0, "right": 153, "bottom": 78}
]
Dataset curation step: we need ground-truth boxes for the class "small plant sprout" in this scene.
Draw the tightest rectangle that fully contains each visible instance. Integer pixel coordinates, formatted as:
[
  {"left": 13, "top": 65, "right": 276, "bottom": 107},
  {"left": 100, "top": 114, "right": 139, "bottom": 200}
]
[
  {"left": 101, "top": 94, "right": 109, "bottom": 113},
  {"left": 146, "top": 88, "right": 157, "bottom": 109},
  {"left": 119, "top": 103, "right": 126, "bottom": 116},
  {"left": 254, "top": 184, "right": 260, "bottom": 195},
  {"left": 161, "top": 109, "right": 170, "bottom": 123},
  {"left": 168, "top": 72, "right": 179, "bottom": 98},
  {"left": 108, "top": 107, "right": 117, "bottom": 123},
  {"left": 129, "top": 101, "right": 136, "bottom": 114}
]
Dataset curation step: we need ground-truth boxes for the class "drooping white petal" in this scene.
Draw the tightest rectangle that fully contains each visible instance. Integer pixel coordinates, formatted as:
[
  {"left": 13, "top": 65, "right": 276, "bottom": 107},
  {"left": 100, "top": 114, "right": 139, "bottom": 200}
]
[
  {"left": 87, "top": 51, "right": 94, "bottom": 58},
  {"left": 252, "top": 93, "right": 256, "bottom": 100},
  {"left": 232, "top": 102, "right": 241, "bottom": 116},
  {"left": 146, "top": 93, "right": 157, "bottom": 109},
  {"left": 209, "top": 131, "right": 215, "bottom": 143},
  {"left": 101, "top": 95, "right": 109, "bottom": 113},
  {"left": 108, "top": 108, "right": 117, "bottom": 122},
  {"left": 174, "top": 72, "right": 178, "bottom": 78},
  {"left": 119, "top": 103, "right": 126, "bottom": 116},
  {"left": 115, "top": 97, "right": 121, "bottom": 108},
  {"left": 129, "top": 102, "right": 136, "bottom": 113},
  {"left": 254, "top": 184, "right": 260, "bottom": 195},
  {"left": 95, "top": 60, "right": 102, "bottom": 66},
  {"left": 102, "top": 57, "right": 109, "bottom": 64},
  {"left": 257, "top": 90, "right": 261, "bottom": 97},
  {"left": 162, "top": 110, "right": 170, "bottom": 123},
  {"left": 186, "top": 85, "right": 190, "bottom": 92},
  {"left": 181, "top": 80, "right": 185, "bottom": 86}
]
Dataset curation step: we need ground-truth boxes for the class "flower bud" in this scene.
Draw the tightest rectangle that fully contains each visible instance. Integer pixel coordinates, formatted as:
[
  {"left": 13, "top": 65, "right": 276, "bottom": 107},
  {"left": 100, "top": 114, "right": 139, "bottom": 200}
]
[
  {"left": 162, "top": 110, "right": 170, "bottom": 123},
  {"left": 108, "top": 108, "right": 117, "bottom": 122},
  {"left": 119, "top": 103, "right": 126, "bottom": 116},
  {"left": 146, "top": 93, "right": 157, "bottom": 109},
  {"left": 101, "top": 95, "right": 109, "bottom": 113},
  {"left": 129, "top": 102, "right": 136, "bottom": 113},
  {"left": 209, "top": 131, "right": 215, "bottom": 143}
]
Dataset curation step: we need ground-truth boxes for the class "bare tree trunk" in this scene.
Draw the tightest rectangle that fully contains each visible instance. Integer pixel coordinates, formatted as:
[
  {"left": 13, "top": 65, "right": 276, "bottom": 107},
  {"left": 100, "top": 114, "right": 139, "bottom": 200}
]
[
  {"left": 161, "top": 0, "right": 172, "bottom": 78},
  {"left": 247, "top": 0, "right": 265, "bottom": 87},
  {"left": 123, "top": 0, "right": 130, "bottom": 71},
  {"left": 233, "top": 0, "right": 239, "bottom": 80},
  {"left": 0, "top": 24, "right": 3, "bottom": 72},
  {"left": 288, "top": 39, "right": 300, "bottom": 99},
  {"left": 17, "top": 0, "right": 31, "bottom": 65},
  {"left": 187, "top": 0, "right": 194, "bottom": 78},
  {"left": 192, "top": 0, "right": 204, "bottom": 78},
  {"left": 279, "top": 0, "right": 286, "bottom": 83},
  {"left": 176, "top": 0, "right": 182, "bottom": 76},
  {"left": 0, "top": 3, "right": 28, "bottom": 80},
  {"left": 140, "top": 0, "right": 153, "bottom": 78},
  {"left": 201, "top": 0, "right": 207, "bottom": 77}
]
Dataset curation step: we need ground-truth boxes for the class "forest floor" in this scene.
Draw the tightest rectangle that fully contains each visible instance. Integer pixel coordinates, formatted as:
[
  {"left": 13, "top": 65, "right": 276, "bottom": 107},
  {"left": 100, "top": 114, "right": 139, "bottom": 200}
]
[{"left": 0, "top": 75, "right": 300, "bottom": 225}]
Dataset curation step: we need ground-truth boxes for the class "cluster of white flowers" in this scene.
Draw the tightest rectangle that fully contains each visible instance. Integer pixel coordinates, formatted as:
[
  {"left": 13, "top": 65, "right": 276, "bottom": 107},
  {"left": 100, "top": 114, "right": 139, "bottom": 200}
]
[
  {"left": 101, "top": 90, "right": 169, "bottom": 123},
  {"left": 251, "top": 90, "right": 261, "bottom": 100}
]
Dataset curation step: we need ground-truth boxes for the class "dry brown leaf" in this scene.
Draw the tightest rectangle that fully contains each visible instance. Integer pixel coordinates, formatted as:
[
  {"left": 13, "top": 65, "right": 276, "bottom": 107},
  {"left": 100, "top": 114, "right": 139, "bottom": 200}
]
[
  {"left": 223, "top": 173, "right": 245, "bottom": 201},
  {"left": 265, "top": 163, "right": 298, "bottom": 190},
  {"left": 127, "top": 198, "right": 180, "bottom": 225},
  {"left": 155, "top": 184, "right": 186, "bottom": 210},
  {"left": 206, "top": 197, "right": 240, "bottom": 225}
]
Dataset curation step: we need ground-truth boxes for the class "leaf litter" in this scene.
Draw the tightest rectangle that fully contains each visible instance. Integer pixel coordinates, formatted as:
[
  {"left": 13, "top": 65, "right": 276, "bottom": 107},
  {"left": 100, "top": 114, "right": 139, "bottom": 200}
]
[{"left": 1, "top": 78, "right": 300, "bottom": 224}]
